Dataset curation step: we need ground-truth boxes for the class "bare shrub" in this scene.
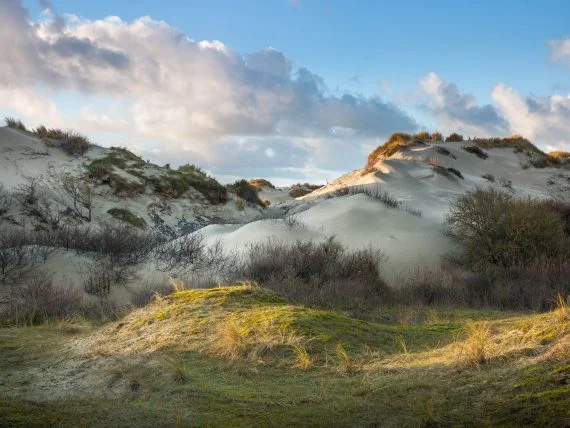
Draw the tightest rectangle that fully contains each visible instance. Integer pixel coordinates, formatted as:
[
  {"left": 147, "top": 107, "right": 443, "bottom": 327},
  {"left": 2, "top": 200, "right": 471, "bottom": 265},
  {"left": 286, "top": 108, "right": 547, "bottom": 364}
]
[
  {"left": 447, "top": 188, "right": 569, "bottom": 268},
  {"left": 7, "top": 273, "right": 81, "bottom": 324},
  {"left": 0, "top": 184, "right": 13, "bottom": 216},
  {"left": 81, "top": 259, "right": 115, "bottom": 297},
  {"left": 239, "top": 237, "right": 389, "bottom": 308},
  {"left": 59, "top": 174, "right": 93, "bottom": 221},
  {"left": 0, "top": 227, "right": 39, "bottom": 284},
  {"left": 154, "top": 233, "right": 226, "bottom": 274}
]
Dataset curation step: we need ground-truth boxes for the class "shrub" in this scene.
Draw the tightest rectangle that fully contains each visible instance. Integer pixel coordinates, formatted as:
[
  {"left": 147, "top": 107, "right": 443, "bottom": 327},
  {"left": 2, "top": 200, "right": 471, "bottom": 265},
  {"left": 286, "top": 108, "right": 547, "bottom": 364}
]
[
  {"left": 248, "top": 178, "right": 275, "bottom": 189},
  {"left": 366, "top": 133, "right": 413, "bottom": 170},
  {"left": 239, "top": 237, "right": 389, "bottom": 308},
  {"left": 544, "top": 200, "right": 570, "bottom": 236},
  {"left": 0, "top": 227, "right": 39, "bottom": 284},
  {"left": 445, "top": 133, "right": 464, "bottom": 142},
  {"left": 35, "top": 126, "right": 90, "bottom": 156},
  {"left": 149, "top": 167, "right": 228, "bottom": 203},
  {"left": 289, "top": 183, "right": 322, "bottom": 198},
  {"left": 446, "top": 167, "right": 464, "bottom": 179},
  {"left": 107, "top": 208, "right": 147, "bottom": 229},
  {"left": 446, "top": 188, "right": 569, "bottom": 268},
  {"left": 227, "top": 179, "right": 262, "bottom": 206},
  {"left": 413, "top": 131, "right": 431, "bottom": 141},
  {"left": 481, "top": 173, "right": 495, "bottom": 182},
  {"left": 4, "top": 117, "right": 27, "bottom": 131},
  {"left": 6, "top": 273, "right": 82, "bottom": 325},
  {"left": 431, "top": 131, "right": 443, "bottom": 141},
  {"left": 463, "top": 145, "right": 488, "bottom": 159}
]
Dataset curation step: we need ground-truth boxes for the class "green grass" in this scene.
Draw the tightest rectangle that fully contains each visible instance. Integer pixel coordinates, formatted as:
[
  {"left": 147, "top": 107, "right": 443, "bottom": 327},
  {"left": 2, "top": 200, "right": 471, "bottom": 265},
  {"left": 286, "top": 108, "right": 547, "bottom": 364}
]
[
  {"left": 0, "top": 285, "right": 568, "bottom": 427},
  {"left": 107, "top": 207, "right": 147, "bottom": 229}
]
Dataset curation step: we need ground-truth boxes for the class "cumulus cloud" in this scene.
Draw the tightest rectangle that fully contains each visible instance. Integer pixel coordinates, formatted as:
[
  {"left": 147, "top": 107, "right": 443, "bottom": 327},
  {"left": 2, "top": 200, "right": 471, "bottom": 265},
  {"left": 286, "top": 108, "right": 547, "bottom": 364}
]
[
  {"left": 0, "top": 0, "right": 419, "bottom": 181},
  {"left": 491, "top": 85, "right": 570, "bottom": 151},
  {"left": 0, "top": 0, "right": 416, "bottom": 143},
  {"left": 420, "top": 72, "right": 508, "bottom": 136}
]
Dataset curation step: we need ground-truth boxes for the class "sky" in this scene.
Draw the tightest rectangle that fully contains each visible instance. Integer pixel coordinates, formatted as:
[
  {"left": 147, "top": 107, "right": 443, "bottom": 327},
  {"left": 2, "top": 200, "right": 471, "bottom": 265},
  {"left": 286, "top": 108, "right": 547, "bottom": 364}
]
[{"left": 2, "top": 0, "right": 570, "bottom": 185}]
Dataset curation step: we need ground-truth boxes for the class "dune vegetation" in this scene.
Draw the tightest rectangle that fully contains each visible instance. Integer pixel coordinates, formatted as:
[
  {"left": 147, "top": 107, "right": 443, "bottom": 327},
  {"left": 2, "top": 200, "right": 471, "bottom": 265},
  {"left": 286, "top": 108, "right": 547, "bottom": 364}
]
[{"left": 1, "top": 122, "right": 569, "bottom": 426}]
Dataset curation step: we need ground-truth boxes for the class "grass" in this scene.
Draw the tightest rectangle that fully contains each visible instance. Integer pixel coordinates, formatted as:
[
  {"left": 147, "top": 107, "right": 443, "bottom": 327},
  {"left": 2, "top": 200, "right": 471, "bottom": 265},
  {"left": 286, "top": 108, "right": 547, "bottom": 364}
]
[
  {"left": 4, "top": 117, "right": 28, "bottom": 131},
  {"left": 107, "top": 208, "right": 147, "bottom": 229},
  {"left": 0, "top": 286, "right": 568, "bottom": 426}
]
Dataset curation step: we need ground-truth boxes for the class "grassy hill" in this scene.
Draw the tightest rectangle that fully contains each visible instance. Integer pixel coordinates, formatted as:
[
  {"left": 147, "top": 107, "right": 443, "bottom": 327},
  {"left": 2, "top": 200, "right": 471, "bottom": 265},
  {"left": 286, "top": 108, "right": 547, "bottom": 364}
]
[{"left": 1, "top": 284, "right": 568, "bottom": 427}]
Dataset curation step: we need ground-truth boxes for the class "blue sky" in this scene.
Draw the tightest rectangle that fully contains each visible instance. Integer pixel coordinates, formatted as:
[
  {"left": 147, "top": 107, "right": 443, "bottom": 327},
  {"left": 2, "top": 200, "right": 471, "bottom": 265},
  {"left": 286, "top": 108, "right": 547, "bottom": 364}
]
[
  {"left": 4, "top": 0, "right": 570, "bottom": 183},
  {"left": 23, "top": 0, "right": 570, "bottom": 99}
]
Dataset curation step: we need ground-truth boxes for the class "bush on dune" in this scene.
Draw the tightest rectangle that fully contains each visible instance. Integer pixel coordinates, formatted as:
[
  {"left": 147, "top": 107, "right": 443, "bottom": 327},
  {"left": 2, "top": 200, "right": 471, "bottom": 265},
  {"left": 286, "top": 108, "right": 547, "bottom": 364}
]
[
  {"left": 227, "top": 179, "right": 263, "bottom": 206},
  {"left": 248, "top": 178, "right": 275, "bottom": 189},
  {"left": 239, "top": 237, "right": 389, "bottom": 308},
  {"left": 446, "top": 188, "right": 569, "bottom": 268},
  {"left": 288, "top": 183, "right": 322, "bottom": 198},
  {"left": 34, "top": 125, "right": 91, "bottom": 156},
  {"left": 445, "top": 133, "right": 464, "bottom": 142}
]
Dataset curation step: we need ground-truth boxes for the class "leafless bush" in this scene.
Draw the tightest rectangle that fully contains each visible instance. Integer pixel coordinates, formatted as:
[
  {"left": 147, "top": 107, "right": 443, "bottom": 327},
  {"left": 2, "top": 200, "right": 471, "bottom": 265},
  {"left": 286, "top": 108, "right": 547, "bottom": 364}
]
[
  {"left": 7, "top": 272, "right": 81, "bottom": 324},
  {"left": 58, "top": 174, "right": 93, "bottom": 222},
  {"left": 14, "top": 177, "right": 64, "bottom": 228},
  {"left": 238, "top": 237, "right": 389, "bottom": 308},
  {"left": 396, "top": 263, "right": 466, "bottom": 306},
  {"left": 154, "top": 233, "right": 226, "bottom": 274},
  {"left": 0, "top": 184, "right": 13, "bottom": 216},
  {"left": 0, "top": 227, "right": 39, "bottom": 284},
  {"left": 81, "top": 259, "right": 116, "bottom": 297}
]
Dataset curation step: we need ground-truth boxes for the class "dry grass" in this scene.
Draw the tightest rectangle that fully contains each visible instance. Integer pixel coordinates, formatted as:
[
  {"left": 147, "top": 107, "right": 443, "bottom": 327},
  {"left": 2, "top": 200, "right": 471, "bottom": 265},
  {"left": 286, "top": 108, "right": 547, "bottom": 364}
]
[{"left": 549, "top": 151, "right": 570, "bottom": 159}]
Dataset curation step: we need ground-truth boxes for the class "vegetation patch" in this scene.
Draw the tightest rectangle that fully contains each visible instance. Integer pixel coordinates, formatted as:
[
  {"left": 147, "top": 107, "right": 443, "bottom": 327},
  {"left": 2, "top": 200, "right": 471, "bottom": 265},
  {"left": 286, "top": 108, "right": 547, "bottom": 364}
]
[
  {"left": 289, "top": 183, "right": 322, "bottom": 198},
  {"left": 34, "top": 125, "right": 91, "bottom": 156},
  {"left": 463, "top": 145, "right": 489, "bottom": 159},
  {"left": 366, "top": 133, "right": 413, "bottom": 170},
  {"left": 107, "top": 208, "right": 147, "bottom": 229},
  {"left": 445, "top": 133, "right": 464, "bottom": 142},
  {"left": 248, "top": 178, "right": 275, "bottom": 189},
  {"left": 4, "top": 117, "right": 27, "bottom": 132},
  {"left": 227, "top": 179, "right": 263, "bottom": 206}
]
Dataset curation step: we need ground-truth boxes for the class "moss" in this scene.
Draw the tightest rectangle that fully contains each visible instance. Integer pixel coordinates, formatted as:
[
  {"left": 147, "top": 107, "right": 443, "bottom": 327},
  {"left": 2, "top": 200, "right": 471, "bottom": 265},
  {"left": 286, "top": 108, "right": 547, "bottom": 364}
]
[{"left": 107, "top": 208, "right": 147, "bottom": 229}]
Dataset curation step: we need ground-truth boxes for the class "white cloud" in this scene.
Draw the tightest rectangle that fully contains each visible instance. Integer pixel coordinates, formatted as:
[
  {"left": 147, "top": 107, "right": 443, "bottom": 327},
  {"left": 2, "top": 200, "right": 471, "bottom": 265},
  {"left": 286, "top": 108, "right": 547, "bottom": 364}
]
[
  {"left": 0, "top": 0, "right": 418, "bottom": 181},
  {"left": 491, "top": 84, "right": 570, "bottom": 151},
  {"left": 420, "top": 72, "right": 508, "bottom": 136}
]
